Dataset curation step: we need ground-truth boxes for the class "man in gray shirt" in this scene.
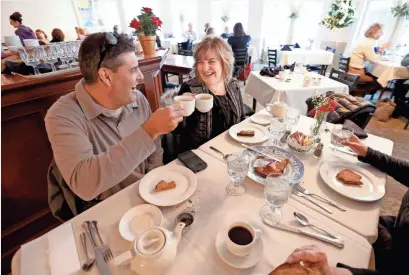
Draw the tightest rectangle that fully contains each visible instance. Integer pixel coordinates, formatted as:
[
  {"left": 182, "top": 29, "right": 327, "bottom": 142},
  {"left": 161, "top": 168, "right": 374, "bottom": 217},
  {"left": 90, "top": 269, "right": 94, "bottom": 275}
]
[{"left": 45, "top": 32, "right": 184, "bottom": 201}]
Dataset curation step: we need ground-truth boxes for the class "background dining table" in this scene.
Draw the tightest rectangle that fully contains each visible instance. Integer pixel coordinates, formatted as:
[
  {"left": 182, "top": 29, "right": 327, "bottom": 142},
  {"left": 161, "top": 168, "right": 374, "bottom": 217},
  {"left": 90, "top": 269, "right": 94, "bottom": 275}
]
[
  {"left": 366, "top": 60, "right": 409, "bottom": 88},
  {"left": 13, "top": 149, "right": 374, "bottom": 275},
  {"left": 278, "top": 49, "right": 334, "bottom": 66},
  {"left": 198, "top": 109, "right": 394, "bottom": 244},
  {"left": 244, "top": 71, "right": 349, "bottom": 113}
]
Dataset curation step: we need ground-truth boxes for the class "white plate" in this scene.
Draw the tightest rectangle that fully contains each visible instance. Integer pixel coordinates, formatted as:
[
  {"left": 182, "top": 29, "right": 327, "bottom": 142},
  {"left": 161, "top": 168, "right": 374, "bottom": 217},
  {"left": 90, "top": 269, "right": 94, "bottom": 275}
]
[
  {"left": 139, "top": 166, "right": 197, "bottom": 207},
  {"left": 215, "top": 227, "right": 263, "bottom": 269},
  {"left": 119, "top": 204, "right": 163, "bottom": 242},
  {"left": 229, "top": 124, "right": 269, "bottom": 144},
  {"left": 250, "top": 113, "right": 272, "bottom": 125},
  {"left": 319, "top": 161, "right": 384, "bottom": 202}
]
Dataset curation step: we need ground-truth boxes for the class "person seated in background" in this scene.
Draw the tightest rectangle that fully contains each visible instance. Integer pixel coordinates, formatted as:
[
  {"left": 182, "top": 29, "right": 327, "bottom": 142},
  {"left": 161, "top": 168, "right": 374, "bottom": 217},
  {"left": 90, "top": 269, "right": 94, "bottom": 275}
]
[
  {"left": 9, "top": 12, "right": 36, "bottom": 44},
  {"left": 220, "top": 26, "right": 231, "bottom": 39},
  {"left": 174, "top": 36, "right": 245, "bottom": 152},
  {"left": 342, "top": 135, "right": 408, "bottom": 275},
  {"left": 45, "top": 33, "right": 184, "bottom": 202},
  {"left": 203, "top": 22, "right": 210, "bottom": 35},
  {"left": 227, "top": 22, "right": 251, "bottom": 50},
  {"left": 205, "top": 27, "right": 215, "bottom": 36},
  {"left": 183, "top": 23, "right": 197, "bottom": 42},
  {"left": 50, "top": 28, "right": 65, "bottom": 43},
  {"left": 393, "top": 52, "right": 409, "bottom": 105},
  {"left": 349, "top": 23, "right": 391, "bottom": 84},
  {"left": 35, "top": 29, "right": 49, "bottom": 45},
  {"left": 76, "top": 27, "right": 88, "bottom": 40}
]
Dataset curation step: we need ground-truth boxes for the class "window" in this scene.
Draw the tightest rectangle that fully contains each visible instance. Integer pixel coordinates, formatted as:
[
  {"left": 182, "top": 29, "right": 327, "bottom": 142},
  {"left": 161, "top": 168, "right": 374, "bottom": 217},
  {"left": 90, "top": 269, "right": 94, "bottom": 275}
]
[
  {"left": 122, "top": 0, "right": 162, "bottom": 28},
  {"left": 211, "top": 0, "right": 249, "bottom": 35},
  {"left": 354, "top": 0, "right": 396, "bottom": 45},
  {"left": 261, "top": 0, "right": 324, "bottom": 49},
  {"left": 169, "top": 0, "right": 198, "bottom": 39},
  {"left": 94, "top": 0, "right": 121, "bottom": 32}
]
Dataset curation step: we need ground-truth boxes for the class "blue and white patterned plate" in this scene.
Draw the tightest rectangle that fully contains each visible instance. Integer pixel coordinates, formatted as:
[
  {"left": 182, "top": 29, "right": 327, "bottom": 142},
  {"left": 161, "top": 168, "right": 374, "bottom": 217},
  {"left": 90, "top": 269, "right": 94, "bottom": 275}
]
[{"left": 243, "top": 145, "right": 304, "bottom": 185}]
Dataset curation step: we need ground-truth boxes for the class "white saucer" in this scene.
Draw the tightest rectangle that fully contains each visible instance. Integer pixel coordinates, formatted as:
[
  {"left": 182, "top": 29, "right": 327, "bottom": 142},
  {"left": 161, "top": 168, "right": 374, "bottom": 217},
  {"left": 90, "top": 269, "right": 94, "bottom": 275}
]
[
  {"left": 119, "top": 204, "right": 163, "bottom": 242},
  {"left": 250, "top": 113, "right": 273, "bottom": 125},
  {"left": 215, "top": 228, "right": 263, "bottom": 269}
]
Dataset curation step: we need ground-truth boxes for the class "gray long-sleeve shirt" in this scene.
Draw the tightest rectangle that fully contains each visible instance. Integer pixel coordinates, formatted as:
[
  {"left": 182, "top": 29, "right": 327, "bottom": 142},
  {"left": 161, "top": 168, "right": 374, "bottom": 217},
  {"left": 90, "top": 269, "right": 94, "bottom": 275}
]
[{"left": 45, "top": 80, "right": 163, "bottom": 201}]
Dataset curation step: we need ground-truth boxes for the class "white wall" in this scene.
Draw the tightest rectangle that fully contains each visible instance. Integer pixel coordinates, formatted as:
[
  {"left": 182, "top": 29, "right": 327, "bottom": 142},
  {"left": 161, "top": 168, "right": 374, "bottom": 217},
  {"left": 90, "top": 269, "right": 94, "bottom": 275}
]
[{"left": 1, "top": 0, "right": 79, "bottom": 42}]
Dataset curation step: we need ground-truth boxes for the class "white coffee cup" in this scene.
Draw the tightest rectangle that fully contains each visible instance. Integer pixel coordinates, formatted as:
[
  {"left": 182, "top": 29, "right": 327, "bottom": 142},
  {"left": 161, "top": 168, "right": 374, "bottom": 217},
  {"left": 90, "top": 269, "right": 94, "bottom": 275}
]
[
  {"left": 174, "top": 95, "right": 195, "bottom": 116},
  {"left": 225, "top": 221, "right": 261, "bottom": 257},
  {"left": 195, "top": 94, "right": 213, "bottom": 113}
]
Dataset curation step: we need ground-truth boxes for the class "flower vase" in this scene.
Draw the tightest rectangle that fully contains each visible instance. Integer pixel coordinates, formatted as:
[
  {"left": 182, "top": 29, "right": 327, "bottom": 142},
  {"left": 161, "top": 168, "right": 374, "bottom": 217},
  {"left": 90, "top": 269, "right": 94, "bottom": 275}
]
[
  {"left": 310, "top": 111, "right": 329, "bottom": 142},
  {"left": 138, "top": 35, "right": 156, "bottom": 55}
]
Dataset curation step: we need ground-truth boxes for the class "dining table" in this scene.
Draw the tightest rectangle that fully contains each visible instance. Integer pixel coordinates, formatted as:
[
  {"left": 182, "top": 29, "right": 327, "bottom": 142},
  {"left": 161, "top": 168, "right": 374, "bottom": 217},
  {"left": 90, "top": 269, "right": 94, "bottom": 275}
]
[
  {"left": 13, "top": 148, "right": 375, "bottom": 275},
  {"left": 244, "top": 71, "right": 349, "bottom": 113},
  {"left": 279, "top": 49, "right": 334, "bottom": 66},
  {"left": 161, "top": 54, "right": 195, "bottom": 84},
  {"left": 199, "top": 109, "right": 394, "bottom": 244},
  {"left": 366, "top": 59, "right": 409, "bottom": 88}
]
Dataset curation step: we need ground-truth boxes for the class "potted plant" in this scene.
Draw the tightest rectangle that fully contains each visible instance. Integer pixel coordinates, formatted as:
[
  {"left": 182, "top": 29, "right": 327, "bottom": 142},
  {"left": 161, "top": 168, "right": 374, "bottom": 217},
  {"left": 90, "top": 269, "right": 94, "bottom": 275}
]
[{"left": 129, "top": 7, "right": 162, "bottom": 55}]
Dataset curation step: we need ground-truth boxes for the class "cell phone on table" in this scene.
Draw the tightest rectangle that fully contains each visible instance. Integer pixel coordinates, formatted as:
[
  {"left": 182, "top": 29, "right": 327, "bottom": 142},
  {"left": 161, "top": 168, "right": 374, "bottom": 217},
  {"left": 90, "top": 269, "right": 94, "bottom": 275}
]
[{"left": 177, "top": 150, "right": 208, "bottom": 173}]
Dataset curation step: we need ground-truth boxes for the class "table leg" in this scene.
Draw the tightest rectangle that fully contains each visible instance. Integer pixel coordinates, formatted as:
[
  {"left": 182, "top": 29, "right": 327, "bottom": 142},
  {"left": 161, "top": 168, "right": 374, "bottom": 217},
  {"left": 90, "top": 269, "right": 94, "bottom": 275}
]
[
  {"left": 178, "top": 73, "right": 183, "bottom": 84},
  {"left": 252, "top": 98, "right": 257, "bottom": 111}
]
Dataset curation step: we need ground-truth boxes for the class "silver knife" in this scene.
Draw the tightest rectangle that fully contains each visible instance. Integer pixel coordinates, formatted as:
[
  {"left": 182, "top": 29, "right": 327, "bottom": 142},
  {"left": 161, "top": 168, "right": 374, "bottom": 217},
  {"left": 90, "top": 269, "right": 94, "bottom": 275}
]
[
  {"left": 262, "top": 219, "right": 344, "bottom": 249},
  {"left": 83, "top": 221, "right": 113, "bottom": 275},
  {"left": 241, "top": 143, "right": 280, "bottom": 161}
]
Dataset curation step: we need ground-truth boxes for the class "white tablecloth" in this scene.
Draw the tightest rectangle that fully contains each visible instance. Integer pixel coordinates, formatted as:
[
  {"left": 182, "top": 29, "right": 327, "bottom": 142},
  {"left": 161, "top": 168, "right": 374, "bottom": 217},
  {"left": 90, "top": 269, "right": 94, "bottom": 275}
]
[
  {"left": 12, "top": 149, "right": 374, "bottom": 274},
  {"left": 244, "top": 71, "right": 349, "bottom": 114},
  {"left": 199, "top": 111, "right": 394, "bottom": 244},
  {"left": 279, "top": 49, "right": 334, "bottom": 66},
  {"left": 366, "top": 61, "right": 409, "bottom": 88}
]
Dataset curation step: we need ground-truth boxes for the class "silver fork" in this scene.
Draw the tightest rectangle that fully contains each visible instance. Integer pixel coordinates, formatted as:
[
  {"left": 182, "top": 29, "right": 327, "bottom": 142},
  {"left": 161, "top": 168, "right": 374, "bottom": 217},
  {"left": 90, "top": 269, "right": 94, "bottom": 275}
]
[
  {"left": 91, "top": 221, "right": 113, "bottom": 262},
  {"left": 292, "top": 189, "right": 333, "bottom": 214},
  {"left": 294, "top": 184, "right": 346, "bottom": 211}
]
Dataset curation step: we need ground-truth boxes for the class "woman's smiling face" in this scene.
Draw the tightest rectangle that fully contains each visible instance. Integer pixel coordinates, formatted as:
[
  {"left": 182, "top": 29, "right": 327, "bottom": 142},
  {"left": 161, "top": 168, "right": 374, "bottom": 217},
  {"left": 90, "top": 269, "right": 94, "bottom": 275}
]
[{"left": 197, "top": 49, "right": 223, "bottom": 86}]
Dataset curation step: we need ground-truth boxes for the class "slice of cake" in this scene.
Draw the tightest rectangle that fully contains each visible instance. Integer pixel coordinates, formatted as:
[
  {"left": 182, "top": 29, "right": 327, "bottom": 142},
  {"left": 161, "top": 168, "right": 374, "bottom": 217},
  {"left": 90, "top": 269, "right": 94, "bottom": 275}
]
[
  {"left": 336, "top": 169, "right": 363, "bottom": 185},
  {"left": 155, "top": 180, "right": 177, "bottom": 192},
  {"left": 237, "top": 130, "right": 255, "bottom": 137}
]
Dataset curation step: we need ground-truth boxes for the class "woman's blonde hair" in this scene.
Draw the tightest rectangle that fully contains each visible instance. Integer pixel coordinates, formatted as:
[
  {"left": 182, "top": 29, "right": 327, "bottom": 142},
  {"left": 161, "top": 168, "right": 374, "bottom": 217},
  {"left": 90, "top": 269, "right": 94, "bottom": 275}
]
[
  {"left": 365, "top": 23, "right": 383, "bottom": 39},
  {"left": 193, "top": 36, "right": 234, "bottom": 83}
]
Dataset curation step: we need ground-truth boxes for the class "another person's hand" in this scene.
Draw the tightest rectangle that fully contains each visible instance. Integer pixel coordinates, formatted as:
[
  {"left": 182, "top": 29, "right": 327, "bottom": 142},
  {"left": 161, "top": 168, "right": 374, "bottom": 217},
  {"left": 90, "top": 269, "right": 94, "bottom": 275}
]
[
  {"left": 285, "top": 245, "right": 333, "bottom": 275},
  {"left": 343, "top": 134, "right": 368, "bottom": 157},
  {"left": 142, "top": 104, "right": 185, "bottom": 140}
]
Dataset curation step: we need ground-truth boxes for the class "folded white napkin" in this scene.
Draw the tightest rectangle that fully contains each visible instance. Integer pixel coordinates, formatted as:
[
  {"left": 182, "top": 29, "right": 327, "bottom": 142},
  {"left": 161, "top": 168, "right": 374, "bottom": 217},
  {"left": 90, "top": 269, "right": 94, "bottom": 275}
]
[{"left": 21, "top": 222, "right": 81, "bottom": 275}]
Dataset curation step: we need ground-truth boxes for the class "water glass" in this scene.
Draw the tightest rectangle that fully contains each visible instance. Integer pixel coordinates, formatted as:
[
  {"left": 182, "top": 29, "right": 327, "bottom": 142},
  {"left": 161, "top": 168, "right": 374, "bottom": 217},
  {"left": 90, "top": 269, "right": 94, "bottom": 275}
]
[
  {"left": 330, "top": 125, "right": 354, "bottom": 151},
  {"left": 286, "top": 107, "right": 300, "bottom": 130},
  {"left": 226, "top": 152, "right": 250, "bottom": 196},
  {"left": 41, "top": 44, "right": 59, "bottom": 71},
  {"left": 269, "top": 118, "right": 286, "bottom": 145},
  {"left": 18, "top": 47, "right": 41, "bottom": 74},
  {"left": 260, "top": 176, "right": 293, "bottom": 225}
]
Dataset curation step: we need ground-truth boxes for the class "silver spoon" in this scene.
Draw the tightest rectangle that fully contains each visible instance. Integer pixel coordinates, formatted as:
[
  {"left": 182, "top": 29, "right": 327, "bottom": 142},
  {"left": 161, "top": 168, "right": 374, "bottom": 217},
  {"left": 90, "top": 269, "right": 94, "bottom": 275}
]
[
  {"left": 80, "top": 232, "right": 95, "bottom": 272},
  {"left": 209, "top": 146, "right": 231, "bottom": 159},
  {"left": 293, "top": 212, "right": 338, "bottom": 240}
]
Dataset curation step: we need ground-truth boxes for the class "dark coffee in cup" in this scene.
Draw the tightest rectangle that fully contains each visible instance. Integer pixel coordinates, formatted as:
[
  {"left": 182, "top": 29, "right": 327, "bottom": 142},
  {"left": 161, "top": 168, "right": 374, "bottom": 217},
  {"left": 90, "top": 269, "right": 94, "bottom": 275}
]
[{"left": 228, "top": 226, "right": 253, "bottom": 246}]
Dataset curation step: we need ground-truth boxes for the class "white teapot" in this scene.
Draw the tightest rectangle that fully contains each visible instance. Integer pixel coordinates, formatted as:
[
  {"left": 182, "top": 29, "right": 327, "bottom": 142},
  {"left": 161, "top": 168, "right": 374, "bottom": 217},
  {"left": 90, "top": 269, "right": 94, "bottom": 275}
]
[
  {"left": 115, "top": 222, "right": 186, "bottom": 275},
  {"left": 266, "top": 101, "right": 287, "bottom": 120}
]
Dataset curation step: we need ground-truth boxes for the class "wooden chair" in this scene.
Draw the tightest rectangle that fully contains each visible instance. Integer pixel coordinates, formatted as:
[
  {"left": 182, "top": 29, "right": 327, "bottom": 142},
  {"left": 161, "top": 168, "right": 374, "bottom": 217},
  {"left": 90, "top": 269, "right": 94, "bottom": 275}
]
[
  {"left": 267, "top": 49, "right": 277, "bottom": 67},
  {"left": 177, "top": 42, "right": 193, "bottom": 56},
  {"left": 309, "top": 46, "right": 337, "bottom": 75},
  {"left": 338, "top": 54, "right": 350, "bottom": 73},
  {"left": 329, "top": 68, "right": 360, "bottom": 89},
  {"left": 233, "top": 48, "right": 249, "bottom": 85}
]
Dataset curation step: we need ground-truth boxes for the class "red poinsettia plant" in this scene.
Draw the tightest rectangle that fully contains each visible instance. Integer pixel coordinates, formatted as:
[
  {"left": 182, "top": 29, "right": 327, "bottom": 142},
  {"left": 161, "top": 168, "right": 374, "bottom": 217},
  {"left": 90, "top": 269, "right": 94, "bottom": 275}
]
[{"left": 129, "top": 7, "right": 162, "bottom": 36}]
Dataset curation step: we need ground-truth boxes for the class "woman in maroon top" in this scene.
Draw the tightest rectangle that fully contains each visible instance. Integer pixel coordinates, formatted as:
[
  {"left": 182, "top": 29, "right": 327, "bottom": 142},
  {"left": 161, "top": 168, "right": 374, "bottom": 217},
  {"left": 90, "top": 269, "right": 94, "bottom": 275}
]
[{"left": 9, "top": 12, "right": 36, "bottom": 44}]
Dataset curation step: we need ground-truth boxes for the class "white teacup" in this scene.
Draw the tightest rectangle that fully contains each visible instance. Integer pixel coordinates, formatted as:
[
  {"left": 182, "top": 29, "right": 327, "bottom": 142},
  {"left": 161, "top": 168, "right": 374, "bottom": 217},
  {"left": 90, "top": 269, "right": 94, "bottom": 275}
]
[
  {"left": 225, "top": 221, "right": 261, "bottom": 257},
  {"left": 266, "top": 102, "right": 287, "bottom": 120},
  {"left": 174, "top": 95, "right": 195, "bottom": 116},
  {"left": 195, "top": 94, "right": 213, "bottom": 113}
]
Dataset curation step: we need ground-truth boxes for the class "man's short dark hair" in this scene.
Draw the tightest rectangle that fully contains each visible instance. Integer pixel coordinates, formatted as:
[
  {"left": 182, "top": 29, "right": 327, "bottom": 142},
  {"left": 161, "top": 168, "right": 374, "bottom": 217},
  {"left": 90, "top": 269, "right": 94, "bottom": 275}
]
[{"left": 79, "top": 32, "right": 136, "bottom": 83}]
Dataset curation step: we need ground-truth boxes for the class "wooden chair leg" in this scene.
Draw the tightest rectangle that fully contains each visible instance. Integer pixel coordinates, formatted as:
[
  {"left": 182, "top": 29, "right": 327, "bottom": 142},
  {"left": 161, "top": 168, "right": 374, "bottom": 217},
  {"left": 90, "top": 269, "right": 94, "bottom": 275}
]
[{"left": 252, "top": 98, "right": 257, "bottom": 111}]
